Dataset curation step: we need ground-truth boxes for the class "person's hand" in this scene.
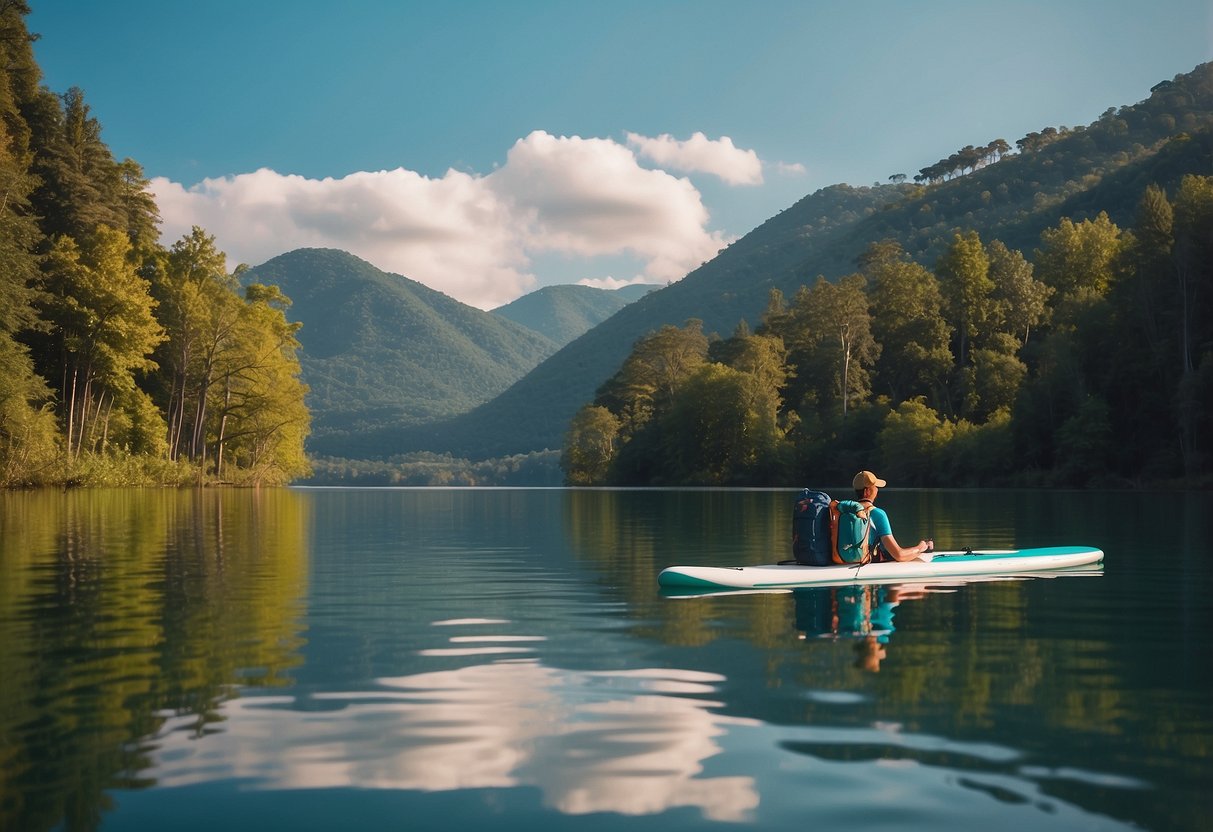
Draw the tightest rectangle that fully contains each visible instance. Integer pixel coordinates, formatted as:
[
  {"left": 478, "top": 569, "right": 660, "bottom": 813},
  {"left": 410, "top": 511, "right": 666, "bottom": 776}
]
[{"left": 923, "top": 539, "right": 934, "bottom": 553}]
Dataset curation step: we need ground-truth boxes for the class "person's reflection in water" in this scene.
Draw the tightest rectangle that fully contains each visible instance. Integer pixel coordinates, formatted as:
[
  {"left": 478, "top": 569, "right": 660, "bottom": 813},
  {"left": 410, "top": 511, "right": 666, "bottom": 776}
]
[
  {"left": 854, "top": 637, "right": 887, "bottom": 672},
  {"left": 793, "top": 584, "right": 927, "bottom": 672}
]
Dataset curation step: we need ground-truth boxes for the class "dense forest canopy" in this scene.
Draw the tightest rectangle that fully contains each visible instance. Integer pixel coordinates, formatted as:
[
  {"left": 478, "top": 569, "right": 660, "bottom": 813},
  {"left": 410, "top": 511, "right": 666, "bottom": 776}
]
[
  {"left": 0, "top": 4, "right": 309, "bottom": 487},
  {"left": 562, "top": 172, "right": 1213, "bottom": 487}
]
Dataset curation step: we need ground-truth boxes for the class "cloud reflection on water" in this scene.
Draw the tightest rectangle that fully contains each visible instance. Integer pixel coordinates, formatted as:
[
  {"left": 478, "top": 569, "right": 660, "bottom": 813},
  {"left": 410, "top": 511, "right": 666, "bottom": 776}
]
[{"left": 147, "top": 659, "right": 762, "bottom": 821}]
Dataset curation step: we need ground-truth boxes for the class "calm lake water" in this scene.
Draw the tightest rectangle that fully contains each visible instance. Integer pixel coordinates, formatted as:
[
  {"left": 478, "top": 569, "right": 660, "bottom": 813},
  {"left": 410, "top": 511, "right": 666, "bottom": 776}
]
[{"left": 0, "top": 487, "right": 1210, "bottom": 831}]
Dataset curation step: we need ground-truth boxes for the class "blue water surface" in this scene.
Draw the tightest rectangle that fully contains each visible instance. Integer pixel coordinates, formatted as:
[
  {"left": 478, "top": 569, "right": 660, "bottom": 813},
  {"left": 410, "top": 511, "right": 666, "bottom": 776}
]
[{"left": 0, "top": 487, "right": 1209, "bottom": 831}]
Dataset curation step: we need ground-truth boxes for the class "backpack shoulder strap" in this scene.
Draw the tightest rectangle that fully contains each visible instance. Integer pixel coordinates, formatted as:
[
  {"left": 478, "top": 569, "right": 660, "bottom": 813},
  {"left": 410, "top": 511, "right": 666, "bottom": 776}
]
[{"left": 828, "top": 499, "right": 842, "bottom": 564}]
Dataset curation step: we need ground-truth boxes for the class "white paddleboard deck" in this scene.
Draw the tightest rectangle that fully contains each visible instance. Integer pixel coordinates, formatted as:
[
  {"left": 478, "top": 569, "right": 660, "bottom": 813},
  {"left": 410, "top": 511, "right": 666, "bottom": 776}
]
[{"left": 658, "top": 546, "right": 1104, "bottom": 590}]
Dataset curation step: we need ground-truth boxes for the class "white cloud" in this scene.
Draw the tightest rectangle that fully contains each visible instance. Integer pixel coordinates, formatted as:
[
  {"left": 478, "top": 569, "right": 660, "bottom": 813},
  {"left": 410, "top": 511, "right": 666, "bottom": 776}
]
[
  {"left": 152, "top": 167, "right": 532, "bottom": 309},
  {"left": 774, "top": 161, "right": 807, "bottom": 176},
  {"left": 151, "top": 131, "right": 731, "bottom": 310},
  {"left": 577, "top": 276, "right": 661, "bottom": 291},
  {"left": 625, "top": 131, "right": 763, "bottom": 186},
  {"left": 488, "top": 132, "right": 729, "bottom": 283}
]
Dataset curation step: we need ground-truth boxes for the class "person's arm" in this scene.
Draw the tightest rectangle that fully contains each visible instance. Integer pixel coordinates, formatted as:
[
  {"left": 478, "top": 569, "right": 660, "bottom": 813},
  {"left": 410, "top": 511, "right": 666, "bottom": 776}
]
[
  {"left": 878, "top": 533, "right": 934, "bottom": 562},
  {"left": 869, "top": 508, "right": 934, "bottom": 562}
]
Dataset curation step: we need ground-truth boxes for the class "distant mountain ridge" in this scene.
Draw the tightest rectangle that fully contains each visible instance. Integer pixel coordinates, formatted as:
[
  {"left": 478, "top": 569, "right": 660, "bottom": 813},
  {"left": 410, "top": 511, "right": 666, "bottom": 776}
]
[
  {"left": 241, "top": 249, "right": 559, "bottom": 448},
  {"left": 492, "top": 283, "right": 655, "bottom": 346},
  {"left": 345, "top": 62, "right": 1213, "bottom": 461}
]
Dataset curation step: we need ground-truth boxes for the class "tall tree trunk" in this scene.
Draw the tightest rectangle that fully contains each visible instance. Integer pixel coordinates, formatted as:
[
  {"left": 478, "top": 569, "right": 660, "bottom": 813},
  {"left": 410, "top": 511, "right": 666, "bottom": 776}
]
[
  {"left": 215, "top": 380, "right": 231, "bottom": 479},
  {"left": 840, "top": 334, "right": 851, "bottom": 419},
  {"left": 191, "top": 356, "right": 213, "bottom": 463},
  {"left": 99, "top": 391, "right": 113, "bottom": 453},
  {"left": 65, "top": 363, "right": 78, "bottom": 458}
]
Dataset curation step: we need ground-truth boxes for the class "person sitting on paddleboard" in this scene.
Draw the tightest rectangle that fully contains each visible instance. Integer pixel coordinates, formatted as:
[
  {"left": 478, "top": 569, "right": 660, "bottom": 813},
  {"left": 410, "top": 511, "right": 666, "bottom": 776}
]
[{"left": 852, "top": 471, "right": 934, "bottom": 562}]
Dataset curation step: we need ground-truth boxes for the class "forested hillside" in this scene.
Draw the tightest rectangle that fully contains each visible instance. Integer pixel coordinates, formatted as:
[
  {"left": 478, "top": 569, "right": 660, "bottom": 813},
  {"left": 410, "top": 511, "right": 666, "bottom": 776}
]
[
  {"left": 368, "top": 62, "right": 1213, "bottom": 484},
  {"left": 241, "top": 249, "right": 558, "bottom": 453},
  {"left": 0, "top": 5, "right": 309, "bottom": 487},
  {"left": 492, "top": 283, "right": 653, "bottom": 347},
  {"left": 563, "top": 174, "right": 1212, "bottom": 489}
]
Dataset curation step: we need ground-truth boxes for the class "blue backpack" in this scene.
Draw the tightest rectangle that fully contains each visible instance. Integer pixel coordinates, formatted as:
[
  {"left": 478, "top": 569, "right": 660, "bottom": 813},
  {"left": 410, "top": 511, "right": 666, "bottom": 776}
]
[
  {"left": 830, "top": 499, "right": 874, "bottom": 564},
  {"left": 791, "top": 489, "right": 833, "bottom": 566}
]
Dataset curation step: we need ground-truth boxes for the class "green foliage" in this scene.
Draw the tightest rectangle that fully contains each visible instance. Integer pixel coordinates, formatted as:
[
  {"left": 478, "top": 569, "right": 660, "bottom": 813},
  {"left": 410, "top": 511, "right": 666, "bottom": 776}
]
[
  {"left": 559, "top": 173, "right": 1213, "bottom": 487},
  {"left": 38, "top": 226, "right": 167, "bottom": 458},
  {"left": 860, "top": 241, "right": 952, "bottom": 407},
  {"left": 968, "top": 336, "right": 1027, "bottom": 421},
  {"left": 762, "top": 275, "right": 879, "bottom": 419},
  {"left": 594, "top": 320, "right": 709, "bottom": 439},
  {"left": 1054, "top": 396, "right": 1115, "bottom": 485},
  {"left": 661, "top": 362, "right": 784, "bottom": 484},
  {"left": 561, "top": 405, "right": 620, "bottom": 485},
  {"left": 1034, "top": 212, "right": 1124, "bottom": 325},
  {"left": 943, "top": 409, "right": 1014, "bottom": 485},
  {"left": 0, "top": 6, "right": 311, "bottom": 488},
  {"left": 915, "top": 138, "right": 1012, "bottom": 184},
  {"left": 936, "top": 230, "right": 994, "bottom": 377},
  {"left": 986, "top": 239, "right": 1052, "bottom": 347},
  {"left": 877, "top": 399, "right": 955, "bottom": 485},
  {"left": 0, "top": 337, "right": 58, "bottom": 486},
  {"left": 304, "top": 450, "right": 563, "bottom": 486},
  {"left": 210, "top": 282, "right": 311, "bottom": 485}
]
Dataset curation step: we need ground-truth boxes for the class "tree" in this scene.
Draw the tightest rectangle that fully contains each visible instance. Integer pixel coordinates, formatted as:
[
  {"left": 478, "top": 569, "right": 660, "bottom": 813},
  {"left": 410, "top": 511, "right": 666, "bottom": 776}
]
[
  {"left": 27, "top": 87, "right": 126, "bottom": 242},
  {"left": 1171, "top": 175, "right": 1213, "bottom": 376},
  {"left": 561, "top": 405, "right": 620, "bottom": 485},
  {"left": 788, "top": 275, "right": 879, "bottom": 419},
  {"left": 1034, "top": 212, "right": 1123, "bottom": 325},
  {"left": 40, "top": 226, "right": 165, "bottom": 457},
  {"left": 153, "top": 227, "right": 240, "bottom": 464},
  {"left": 711, "top": 330, "right": 789, "bottom": 420},
  {"left": 986, "top": 240, "right": 1051, "bottom": 347},
  {"left": 0, "top": 70, "right": 56, "bottom": 483},
  {"left": 1099, "top": 185, "right": 1178, "bottom": 476},
  {"left": 968, "top": 334, "right": 1027, "bottom": 421},
  {"left": 594, "top": 319, "right": 709, "bottom": 438},
  {"left": 935, "top": 231, "right": 996, "bottom": 418},
  {"left": 1054, "top": 396, "right": 1114, "bottom": 485},
  {"left": 115, "top": 157, "right": 161, "bottom": 264},
  {"left": 0, "top": 333, "right": 57, "bottom": 485},
  {"left": 860, "top": 240, "right": 952, "bottom": 407},
  {"left": 591, "top": 319, "right": 709, "bottom": 484},
  {"left": 876, "top": 398, "right": 955, "bottom": 485},
  {"left": 662, "top": 362, "right": 784, "bottom": 484},
  {"left": 207, "top": 282, "right": 310, "bottom": 484},
  {"left": 936, "top": 231, "right": 994, "bottom": 375},
  {"left": 1170, "top": 175, "right": 1213, "bottom": 474}
]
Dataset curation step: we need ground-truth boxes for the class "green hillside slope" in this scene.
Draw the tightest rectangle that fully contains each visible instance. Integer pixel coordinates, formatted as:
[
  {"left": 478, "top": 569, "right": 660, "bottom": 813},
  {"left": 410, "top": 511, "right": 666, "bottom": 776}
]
[
  {"left": 241, "top": 249, "right": 559, "bottom": 450},
  {"left": 492, "top": 283, "right": 654, "bottom": 347},
  {"left": 354, "top": 63, "right": 1213, "bottom": 461},
  {"left": 341, "top": 184, "right": 907, "bottom": 459}
]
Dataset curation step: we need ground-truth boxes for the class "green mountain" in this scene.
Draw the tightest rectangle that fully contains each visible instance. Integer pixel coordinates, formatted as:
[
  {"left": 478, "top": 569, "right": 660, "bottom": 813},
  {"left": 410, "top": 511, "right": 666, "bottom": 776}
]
[
  {"left": 241, "top": 249, "right": 559, "bottom": 452},
  {"left": 341, "top": 63, "right": 1213, "bottom": 461},
  {"left": 492, "top": 283, "right": 655, "bottom": 346}
]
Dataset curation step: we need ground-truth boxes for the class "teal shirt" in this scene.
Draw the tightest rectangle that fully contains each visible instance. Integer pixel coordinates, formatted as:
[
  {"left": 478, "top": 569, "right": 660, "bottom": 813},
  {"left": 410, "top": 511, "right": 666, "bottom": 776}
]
[{"left": 867, "top": 504, "right": 892, "bottom": 546}]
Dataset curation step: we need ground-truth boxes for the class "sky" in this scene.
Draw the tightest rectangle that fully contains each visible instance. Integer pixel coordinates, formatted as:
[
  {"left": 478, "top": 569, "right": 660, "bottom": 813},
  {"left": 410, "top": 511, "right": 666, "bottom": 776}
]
[{"left": 27, "top": 0, "right": 1213, "bottom": 309}]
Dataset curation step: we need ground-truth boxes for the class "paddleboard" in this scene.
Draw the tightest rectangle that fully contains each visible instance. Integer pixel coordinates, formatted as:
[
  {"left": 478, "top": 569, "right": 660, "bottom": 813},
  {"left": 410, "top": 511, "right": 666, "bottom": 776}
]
[{"left": 657, "top": 545, "right": 1104, "bottom": 590}]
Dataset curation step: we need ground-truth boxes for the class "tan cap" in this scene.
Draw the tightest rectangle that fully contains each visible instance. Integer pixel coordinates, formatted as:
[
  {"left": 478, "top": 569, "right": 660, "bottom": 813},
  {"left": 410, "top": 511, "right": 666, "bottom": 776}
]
[{"left": 853, "top": 470, "right": 887, "bottom": 489}]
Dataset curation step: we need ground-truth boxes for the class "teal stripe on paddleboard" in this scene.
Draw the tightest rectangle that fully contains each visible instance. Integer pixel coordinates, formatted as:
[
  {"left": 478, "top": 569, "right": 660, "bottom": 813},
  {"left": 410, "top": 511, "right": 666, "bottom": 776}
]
[{"left": 932, "top": 546, "right": 1100, "bottom": 562}]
